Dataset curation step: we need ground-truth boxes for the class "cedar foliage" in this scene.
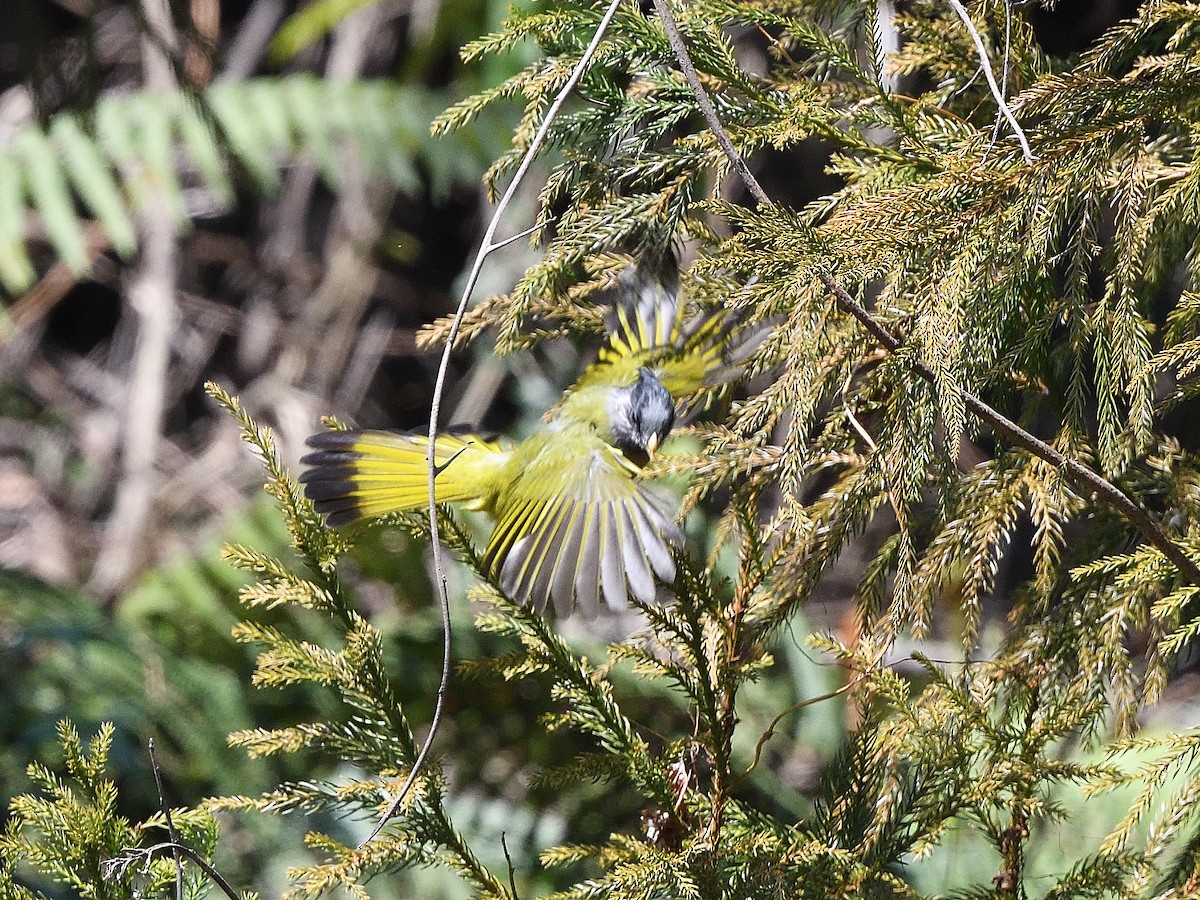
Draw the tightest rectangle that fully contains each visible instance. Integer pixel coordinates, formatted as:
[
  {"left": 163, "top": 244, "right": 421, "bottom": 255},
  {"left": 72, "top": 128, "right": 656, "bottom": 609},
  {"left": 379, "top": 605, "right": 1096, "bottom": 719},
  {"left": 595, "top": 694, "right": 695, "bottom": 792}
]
[
  {"left": 9, "top": 0, "right": 1200, "bottom": 898},
  {"left": 0, "top": 722, "right": 228, "bottom": 900}
]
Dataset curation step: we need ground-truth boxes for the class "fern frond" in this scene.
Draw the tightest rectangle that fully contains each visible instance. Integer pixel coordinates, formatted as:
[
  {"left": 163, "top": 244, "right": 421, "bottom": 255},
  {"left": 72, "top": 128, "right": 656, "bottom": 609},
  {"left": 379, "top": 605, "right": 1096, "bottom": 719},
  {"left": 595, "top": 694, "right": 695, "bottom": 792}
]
[{"left": 1, "top": 77, "right": 453, "bottom": 295}]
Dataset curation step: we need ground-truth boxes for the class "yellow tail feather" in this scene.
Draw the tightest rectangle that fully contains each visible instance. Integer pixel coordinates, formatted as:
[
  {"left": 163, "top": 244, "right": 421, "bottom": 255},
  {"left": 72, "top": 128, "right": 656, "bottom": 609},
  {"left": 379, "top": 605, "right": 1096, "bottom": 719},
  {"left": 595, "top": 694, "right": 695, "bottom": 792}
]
[{"left": 300, "top": 430, "right": 508, "bottom": 525}]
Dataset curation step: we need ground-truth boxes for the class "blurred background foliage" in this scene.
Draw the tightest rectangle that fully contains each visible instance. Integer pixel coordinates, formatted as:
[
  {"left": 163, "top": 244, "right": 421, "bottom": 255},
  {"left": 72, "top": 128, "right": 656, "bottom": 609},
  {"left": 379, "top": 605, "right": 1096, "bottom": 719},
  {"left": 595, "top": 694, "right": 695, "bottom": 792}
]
[{"left": 0, "top": 0, "right": 1183, "bottom": 896}]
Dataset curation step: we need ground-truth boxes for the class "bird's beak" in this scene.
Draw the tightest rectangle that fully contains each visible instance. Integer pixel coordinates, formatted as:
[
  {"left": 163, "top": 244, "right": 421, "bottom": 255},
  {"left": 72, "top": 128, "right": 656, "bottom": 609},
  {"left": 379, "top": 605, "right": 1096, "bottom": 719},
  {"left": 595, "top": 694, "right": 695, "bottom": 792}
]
[{"left": 646, "top": 433, "right": 660, "bottom": 458}]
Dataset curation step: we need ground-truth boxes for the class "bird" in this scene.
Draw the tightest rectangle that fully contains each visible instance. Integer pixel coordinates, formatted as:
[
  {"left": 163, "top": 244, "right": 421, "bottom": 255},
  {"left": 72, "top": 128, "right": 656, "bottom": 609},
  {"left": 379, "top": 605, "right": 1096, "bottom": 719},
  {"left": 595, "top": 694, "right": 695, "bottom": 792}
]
[{"left": 300, "top": 261, "right": 763, "bottom": 616}]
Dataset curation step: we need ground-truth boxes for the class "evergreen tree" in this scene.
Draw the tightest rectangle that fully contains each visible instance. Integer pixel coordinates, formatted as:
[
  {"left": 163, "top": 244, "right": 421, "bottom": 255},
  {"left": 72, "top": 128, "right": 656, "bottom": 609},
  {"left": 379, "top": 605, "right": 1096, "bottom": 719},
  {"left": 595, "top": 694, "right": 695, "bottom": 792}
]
[{"left": 9, "top": 1, "right": 1200, "bottom": 897}]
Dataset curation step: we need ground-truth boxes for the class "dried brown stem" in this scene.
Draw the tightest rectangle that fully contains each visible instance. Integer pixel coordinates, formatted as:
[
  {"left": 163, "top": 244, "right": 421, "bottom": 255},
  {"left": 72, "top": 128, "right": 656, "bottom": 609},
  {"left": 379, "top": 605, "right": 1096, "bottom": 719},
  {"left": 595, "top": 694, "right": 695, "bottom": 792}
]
[{"left": 90, "top": 0, "right": 180, "bottom": 596}]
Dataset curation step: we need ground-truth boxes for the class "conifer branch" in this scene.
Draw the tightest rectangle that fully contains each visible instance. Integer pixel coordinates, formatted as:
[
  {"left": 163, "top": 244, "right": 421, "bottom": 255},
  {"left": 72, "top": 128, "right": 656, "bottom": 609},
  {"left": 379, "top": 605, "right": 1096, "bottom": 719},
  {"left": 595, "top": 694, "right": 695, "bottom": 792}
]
[
  {"left": 821, "top": 278, "right": 1200, "bottom": 590},
  {"left": 651, "top": 0, "right": 771, "bottom": 208},
  {"left": 654, "top": 0, "right": 1200, "bottom": 591}
]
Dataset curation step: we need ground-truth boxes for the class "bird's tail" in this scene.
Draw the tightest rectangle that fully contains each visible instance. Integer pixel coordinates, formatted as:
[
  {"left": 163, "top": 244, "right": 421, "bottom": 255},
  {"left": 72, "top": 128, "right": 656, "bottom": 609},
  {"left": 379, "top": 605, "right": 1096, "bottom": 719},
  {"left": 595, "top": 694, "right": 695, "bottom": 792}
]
[{"left": 300, "top": 429, "right": 506, "bottom": 525}]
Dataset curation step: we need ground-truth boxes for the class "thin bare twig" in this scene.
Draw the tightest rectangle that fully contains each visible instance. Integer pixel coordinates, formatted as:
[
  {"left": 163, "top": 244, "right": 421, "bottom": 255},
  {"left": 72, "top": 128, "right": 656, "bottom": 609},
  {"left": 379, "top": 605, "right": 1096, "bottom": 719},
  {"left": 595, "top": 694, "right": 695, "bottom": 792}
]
[
  {"left": 736, "top": 678, "right": 859, "bottom": 785},
  {"left": 491, "top": 220, "right": 549, "bottom": 252},
  {"left": 945, "top": 0, "right": 1034, "bottom": 164},
  {"left": 218, "top": 0, "right": 284, "bottom": 81},
  {"left": 653, "top": 0, "right": 1200, "bottom": 589},
  {"left": 842, "top": 369, "right": 878, "bottom": 451},
  {"left": 147, "top": 740, "right": 183, "bottom": 900},
  {"left": 985, "top": 0, "right": 1013, "bottom": 156},
  {"left": 501, "top": 833, "right": 520, "bottom": 899},
  {"left": 360, "top": 0, "right": 627, "bottom": 845},
  {"left": 135, "top": 842, "right": 240, "bottom": 900}
]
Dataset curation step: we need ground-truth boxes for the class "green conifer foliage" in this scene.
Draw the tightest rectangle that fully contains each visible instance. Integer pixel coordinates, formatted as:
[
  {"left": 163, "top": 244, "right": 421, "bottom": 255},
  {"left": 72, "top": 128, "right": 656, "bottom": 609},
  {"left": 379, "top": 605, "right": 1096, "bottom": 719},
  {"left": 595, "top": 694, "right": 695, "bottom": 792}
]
[{"left": 0, "top": 722, "right": 229, "bottom": 900}]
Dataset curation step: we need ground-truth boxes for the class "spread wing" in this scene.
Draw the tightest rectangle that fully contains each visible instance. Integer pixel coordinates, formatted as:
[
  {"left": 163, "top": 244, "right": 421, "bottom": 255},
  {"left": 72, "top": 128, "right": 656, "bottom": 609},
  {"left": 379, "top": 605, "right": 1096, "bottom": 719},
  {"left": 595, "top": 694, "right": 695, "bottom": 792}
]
[
  {"left": 578, "top": 262, "right": 769, "bottom": 417},
  {"left": 483, "top": 431, "right": 683, "bottom": 616}
]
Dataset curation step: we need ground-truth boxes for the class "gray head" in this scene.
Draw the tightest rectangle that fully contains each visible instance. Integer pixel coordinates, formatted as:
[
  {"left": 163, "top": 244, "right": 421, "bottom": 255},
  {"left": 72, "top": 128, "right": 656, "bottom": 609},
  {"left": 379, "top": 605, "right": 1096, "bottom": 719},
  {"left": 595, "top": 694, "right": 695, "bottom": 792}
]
[{"left": 610, "top": 367, "right": 676, "bottom": 466}]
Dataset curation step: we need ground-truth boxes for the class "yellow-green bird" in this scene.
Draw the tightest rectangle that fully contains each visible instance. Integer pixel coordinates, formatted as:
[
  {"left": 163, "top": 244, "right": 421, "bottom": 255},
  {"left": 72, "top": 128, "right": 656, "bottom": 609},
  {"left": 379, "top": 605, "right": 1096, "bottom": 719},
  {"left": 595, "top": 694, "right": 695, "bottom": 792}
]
[{"left": 301, "top": 264, "right": 761, "bottom": 615}]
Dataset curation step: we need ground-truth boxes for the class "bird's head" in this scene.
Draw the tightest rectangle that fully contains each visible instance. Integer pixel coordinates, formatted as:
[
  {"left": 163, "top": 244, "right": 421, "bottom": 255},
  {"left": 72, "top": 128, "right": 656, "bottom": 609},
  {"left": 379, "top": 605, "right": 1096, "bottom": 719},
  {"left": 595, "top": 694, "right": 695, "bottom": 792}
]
[{"left": 610, "top": 367, "right": 676, "bottom": 466}]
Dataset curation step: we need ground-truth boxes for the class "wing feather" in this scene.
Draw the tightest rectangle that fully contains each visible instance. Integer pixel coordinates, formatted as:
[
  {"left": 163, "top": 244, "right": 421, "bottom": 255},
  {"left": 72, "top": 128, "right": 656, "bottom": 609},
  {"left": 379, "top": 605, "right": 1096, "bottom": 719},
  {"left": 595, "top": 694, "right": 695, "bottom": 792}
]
[
  {"left": 504, "top": 498, "right": 571, "bottom": 611},
  {"left": 549, "top": 502, "right": 585, "bottom": 616},
  {"left": 486, "top": 434, "right": 681, "bottom": 614},
  {"left": 618, "top": 502, "right": 656, "bottom": 605},
  {"left": 573, "top": 505, "right": 602, "bottom": 616},
  {"left": 487, "top": 500, "right": 538, "bottom": 576},
  {"left": 600, "top": 502, "right": 627, "bottom": 611},
  {"left": 632, "top": 494, "right": 677, "bottom": 584},
  {"left": 532, "top": 501, "right": 574, "bottom": 613}
]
